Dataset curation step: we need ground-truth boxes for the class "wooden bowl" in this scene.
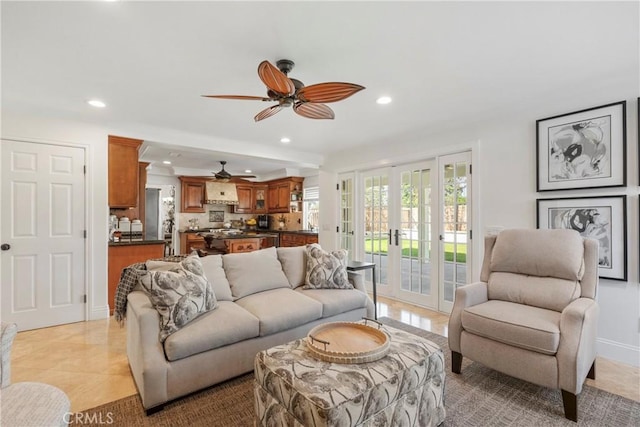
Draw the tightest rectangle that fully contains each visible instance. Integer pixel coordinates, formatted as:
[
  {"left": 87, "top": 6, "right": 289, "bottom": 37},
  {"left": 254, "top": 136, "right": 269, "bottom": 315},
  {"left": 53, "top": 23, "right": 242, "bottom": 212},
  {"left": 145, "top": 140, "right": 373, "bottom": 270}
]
[{"left": 306, "top": 321, "right": 390, "bottom": 364}]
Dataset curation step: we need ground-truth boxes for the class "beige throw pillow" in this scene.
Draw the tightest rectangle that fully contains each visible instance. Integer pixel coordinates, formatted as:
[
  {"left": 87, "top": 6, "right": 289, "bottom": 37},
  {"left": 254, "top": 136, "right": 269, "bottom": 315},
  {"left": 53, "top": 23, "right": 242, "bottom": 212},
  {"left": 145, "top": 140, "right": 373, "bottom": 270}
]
[
  {"left": 139, "top": 254, "right": 218, "bottom": 342},
  {"left": 303, "top": 244, "right": 352, "bottom": 290}
]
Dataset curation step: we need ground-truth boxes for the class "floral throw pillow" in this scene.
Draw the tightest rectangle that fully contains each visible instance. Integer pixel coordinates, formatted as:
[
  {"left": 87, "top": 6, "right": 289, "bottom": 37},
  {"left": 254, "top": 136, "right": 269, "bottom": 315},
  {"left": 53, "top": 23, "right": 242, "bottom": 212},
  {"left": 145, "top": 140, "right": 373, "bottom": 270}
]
[
  {"left": 139, "top": 254, "right": 218, "bottom": 342},
  {"left": 303, "top": 244, "right": 353, "bottom": 290}
]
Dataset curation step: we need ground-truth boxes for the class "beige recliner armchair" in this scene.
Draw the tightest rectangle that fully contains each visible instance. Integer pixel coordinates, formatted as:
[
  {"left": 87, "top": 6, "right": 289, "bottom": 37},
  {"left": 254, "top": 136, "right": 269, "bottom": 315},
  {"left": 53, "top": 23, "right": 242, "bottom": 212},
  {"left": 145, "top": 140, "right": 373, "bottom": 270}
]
[{"left": 448, "top": 229, "right": 599, "bottom": 422}]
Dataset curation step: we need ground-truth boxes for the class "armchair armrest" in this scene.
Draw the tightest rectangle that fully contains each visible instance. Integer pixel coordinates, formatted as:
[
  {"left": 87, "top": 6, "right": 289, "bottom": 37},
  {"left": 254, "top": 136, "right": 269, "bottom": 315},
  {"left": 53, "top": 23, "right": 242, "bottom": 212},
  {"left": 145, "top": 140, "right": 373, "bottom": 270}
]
[
  {"left": 448, "top": 282, "right": 488, "bottom": 353},
  {"left": 1, "top": 322, "right": 18, "bottom": 388},
  {"left": 558, "top": 297, "right": 599, "bottom": 394}
]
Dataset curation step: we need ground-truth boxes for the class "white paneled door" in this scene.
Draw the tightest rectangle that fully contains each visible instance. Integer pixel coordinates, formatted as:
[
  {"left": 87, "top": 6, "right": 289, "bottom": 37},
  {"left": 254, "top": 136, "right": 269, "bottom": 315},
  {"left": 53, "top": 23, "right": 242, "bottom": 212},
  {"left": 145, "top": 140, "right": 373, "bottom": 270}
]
[{"left": 1, "top": 140, "right": 86, "bottom": 330}]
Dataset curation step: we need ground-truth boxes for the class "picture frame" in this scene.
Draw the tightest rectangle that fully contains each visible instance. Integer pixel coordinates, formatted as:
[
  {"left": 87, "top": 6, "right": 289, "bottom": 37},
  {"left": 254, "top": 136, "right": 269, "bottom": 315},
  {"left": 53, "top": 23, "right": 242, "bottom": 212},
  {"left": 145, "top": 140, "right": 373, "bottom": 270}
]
[
  {"left": 536, "top": 195, "right": 627, "bottom": 281},
  {"left": 536, "top": 101, "right": 626, "bottom": 192},
  {"left": 209, "top": 210, "right": 224, "bottom": 222}
]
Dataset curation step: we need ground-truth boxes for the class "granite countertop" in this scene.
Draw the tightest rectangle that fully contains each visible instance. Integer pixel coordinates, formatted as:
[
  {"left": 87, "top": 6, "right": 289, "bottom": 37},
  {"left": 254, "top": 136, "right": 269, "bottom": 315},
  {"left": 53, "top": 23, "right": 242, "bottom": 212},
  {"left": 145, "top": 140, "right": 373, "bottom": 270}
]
[
  {"left": 108, "top": 239, "right": 166, "bottom": 247},
  {"left": 200, "top": 232, "right": 278, "bottom": 240},
  {"left": 278, "top": 230, "right": 318, "bottom": 235}
]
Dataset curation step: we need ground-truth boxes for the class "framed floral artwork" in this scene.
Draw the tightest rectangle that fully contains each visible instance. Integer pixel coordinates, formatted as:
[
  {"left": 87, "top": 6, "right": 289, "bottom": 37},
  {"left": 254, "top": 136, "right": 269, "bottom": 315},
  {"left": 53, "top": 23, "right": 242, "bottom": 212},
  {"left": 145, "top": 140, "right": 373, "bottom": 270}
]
[
  {"left": 536, "top": 101, "right": 626, "bottom": 191},
  {"left": 536, "top": 195, "right": 627, "bottom": 281}
]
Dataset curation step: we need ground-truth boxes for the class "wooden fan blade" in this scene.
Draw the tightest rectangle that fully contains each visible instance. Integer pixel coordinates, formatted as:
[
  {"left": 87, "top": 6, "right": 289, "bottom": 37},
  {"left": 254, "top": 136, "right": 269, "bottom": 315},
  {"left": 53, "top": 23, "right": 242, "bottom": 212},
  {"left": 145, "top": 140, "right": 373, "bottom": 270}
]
[
  {"left": 254, "top": 105, "right": 283, "bottom": 122},
  {"left": 297, "top": 82, "right": 365, "bottom": 103},
  {"left": 293, "top": 102, "right": 335, "bottom": 120},
  {"left": 202, "top": 95, "right": 272, "bottom": 101},
  {"left": 258, "top": 61, "right": 295, "bottom": 97}
]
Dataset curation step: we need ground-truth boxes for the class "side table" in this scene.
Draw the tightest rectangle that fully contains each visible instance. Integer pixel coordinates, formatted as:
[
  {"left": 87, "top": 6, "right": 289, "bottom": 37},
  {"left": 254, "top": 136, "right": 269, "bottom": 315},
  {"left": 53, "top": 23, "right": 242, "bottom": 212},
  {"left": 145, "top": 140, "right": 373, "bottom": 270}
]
[{"left": 346, "top": 261, "right": 377, "bottom": 319}]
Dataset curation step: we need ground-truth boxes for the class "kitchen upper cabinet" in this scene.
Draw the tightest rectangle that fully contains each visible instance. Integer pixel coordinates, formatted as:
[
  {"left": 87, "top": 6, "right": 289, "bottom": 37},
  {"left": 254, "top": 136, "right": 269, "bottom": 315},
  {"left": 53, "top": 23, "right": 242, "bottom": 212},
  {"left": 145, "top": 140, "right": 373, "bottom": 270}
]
[
  {"left": 267, "top": 177, "right": 303, "bottom": 213},
  {"left": 231, "top": 184, "right": 253, "bottom": 214},
  {"left": 108, "top": 135, "right": 143, "bottom": 208},
  {"left": 180, "top": 177, "right": 206, "bottom": 213},
  {"left": 253, "top": 184, "right": 268, "bottom": 214}
]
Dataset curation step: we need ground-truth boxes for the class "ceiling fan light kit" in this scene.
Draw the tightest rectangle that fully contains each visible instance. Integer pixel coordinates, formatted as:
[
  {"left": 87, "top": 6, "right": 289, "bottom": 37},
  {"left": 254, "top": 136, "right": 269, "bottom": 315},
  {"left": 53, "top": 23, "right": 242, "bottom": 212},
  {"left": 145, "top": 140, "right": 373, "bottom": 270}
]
[{"left": 203, "top": 59, "right": 365, "bottom": 122}]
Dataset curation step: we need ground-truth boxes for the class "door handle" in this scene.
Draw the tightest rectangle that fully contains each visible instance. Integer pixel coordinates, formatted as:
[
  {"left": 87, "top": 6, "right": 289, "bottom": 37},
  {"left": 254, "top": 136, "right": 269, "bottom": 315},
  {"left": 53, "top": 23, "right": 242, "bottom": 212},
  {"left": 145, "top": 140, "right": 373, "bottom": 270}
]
[
  {"left": 394, "top": 229, "right": 400, "bottom": 246},
  {"left": 1, "top": 244, "right": 10, "bottom": 251},
  {"left": 388, "top": 229, "right": 392, "bottom": 245}
]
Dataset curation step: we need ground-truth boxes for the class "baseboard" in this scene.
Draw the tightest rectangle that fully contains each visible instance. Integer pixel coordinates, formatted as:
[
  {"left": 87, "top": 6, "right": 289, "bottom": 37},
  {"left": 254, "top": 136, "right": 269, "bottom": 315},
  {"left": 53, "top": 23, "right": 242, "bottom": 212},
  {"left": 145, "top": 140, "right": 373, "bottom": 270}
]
[
  {"left": 597, "top": 338, "right": 640, "bottom": 368},
  {"left": 89, "top": 305, "right": 110, "bottom": 321}
]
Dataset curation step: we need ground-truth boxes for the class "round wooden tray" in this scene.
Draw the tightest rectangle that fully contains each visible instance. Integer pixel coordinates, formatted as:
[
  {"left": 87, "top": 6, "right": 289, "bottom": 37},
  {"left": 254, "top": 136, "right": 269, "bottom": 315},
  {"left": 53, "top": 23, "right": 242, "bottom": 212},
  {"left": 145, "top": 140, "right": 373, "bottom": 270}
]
[{"left": 305, "top": 320, "right": 390, "bottom": 364}]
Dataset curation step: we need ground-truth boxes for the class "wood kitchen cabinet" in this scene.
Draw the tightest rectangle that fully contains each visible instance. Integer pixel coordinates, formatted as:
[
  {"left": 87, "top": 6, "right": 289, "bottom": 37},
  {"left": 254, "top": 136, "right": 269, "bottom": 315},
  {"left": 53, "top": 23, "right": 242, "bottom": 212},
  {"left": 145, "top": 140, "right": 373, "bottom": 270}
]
[
  {"left": 108, "top": 242, "right": 164, "bottom": 314},
  {"left": 267, "top": 177, "right": 303, "bottom": 213},
  {"left": 179, "top": 177, "right": 206, "bottom": 213},
  {"left": 180, "top": 232, "right": 206, "bottom": 254},
  {"left": 225, "top": 238, "right": 260, "bottom": 254},
  {"left": 279, "top": 232, "right": 318, "bottom": 247},
  {"left": 253, "top": 184, "right": 268, "bottom": 214},
  {"left": 231, "top": 184, "right": 253, "bottom": 214},
  {"left": 108, "top": 135, "right": 143, "bottom": 208}
]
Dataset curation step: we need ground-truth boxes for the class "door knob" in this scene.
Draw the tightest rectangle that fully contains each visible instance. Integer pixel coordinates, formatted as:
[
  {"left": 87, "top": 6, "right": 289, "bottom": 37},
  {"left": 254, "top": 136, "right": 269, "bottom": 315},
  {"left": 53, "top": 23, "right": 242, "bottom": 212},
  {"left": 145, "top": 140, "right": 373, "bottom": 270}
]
[{"left": 1, "top": 244, "right": 10, "bottom": 251}]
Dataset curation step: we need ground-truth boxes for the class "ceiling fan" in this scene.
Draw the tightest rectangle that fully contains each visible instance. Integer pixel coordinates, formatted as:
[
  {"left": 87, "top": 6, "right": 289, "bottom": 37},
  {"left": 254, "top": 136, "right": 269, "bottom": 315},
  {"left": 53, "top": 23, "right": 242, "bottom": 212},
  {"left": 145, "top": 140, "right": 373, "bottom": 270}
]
[
  {"left": 211, "top": 161, "right": 256, "bottom": 181},
  {"left": 203, "top": 59, "right": 365, "bottom": 122}
]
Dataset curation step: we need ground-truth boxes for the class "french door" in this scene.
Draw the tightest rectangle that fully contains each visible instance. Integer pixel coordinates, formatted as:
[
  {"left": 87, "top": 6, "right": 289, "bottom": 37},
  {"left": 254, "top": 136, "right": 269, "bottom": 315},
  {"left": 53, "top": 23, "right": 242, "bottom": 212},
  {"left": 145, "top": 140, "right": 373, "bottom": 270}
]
[{"left": 349, "top": 153, "right": 471, "bottom": 313}]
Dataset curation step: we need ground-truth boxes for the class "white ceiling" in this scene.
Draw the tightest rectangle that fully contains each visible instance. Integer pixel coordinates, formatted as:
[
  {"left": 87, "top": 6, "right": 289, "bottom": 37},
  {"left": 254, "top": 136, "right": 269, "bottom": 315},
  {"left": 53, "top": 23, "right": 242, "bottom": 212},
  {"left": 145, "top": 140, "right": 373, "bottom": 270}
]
[{"left": 2, "top": 1, "right": 637, "bottom": 178}]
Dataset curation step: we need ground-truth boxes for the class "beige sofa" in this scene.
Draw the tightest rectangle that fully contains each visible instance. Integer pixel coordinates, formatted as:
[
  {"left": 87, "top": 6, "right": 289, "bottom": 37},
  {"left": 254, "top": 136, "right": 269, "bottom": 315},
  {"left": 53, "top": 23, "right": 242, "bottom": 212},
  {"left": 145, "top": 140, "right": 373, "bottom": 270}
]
[
  {"left": 448, "top": 229, "right": 599, "bottom": 421},
  {"left": 126, "top": 246, "right": 375, "bottom": 414}
]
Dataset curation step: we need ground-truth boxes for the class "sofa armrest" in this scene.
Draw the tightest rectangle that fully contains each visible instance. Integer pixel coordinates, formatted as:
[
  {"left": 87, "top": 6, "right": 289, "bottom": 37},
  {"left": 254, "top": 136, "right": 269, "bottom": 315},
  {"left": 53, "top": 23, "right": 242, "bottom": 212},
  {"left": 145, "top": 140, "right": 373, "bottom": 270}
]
[
  {"left": 126, "top": 291, "right": 169, "bottom": 410},
  {"left": 348, "top": 271, "right": 375, "bottom": 318},
  {"left": 448, "top": 282, "right": 488, "bottom": 353},
  {"left": 558, "top": 297, "right": 599, "bottom": 394}
]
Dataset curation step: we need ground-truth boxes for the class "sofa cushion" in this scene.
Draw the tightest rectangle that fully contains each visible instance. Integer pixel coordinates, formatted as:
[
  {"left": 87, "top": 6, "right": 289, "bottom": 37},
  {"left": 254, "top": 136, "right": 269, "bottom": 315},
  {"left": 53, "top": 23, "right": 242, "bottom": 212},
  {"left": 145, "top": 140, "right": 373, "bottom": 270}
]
[
  {"left": 223, "top": 247, "right": 290, "bottom": 299},
  {"left": 163, "top": 301, "right": 260, "bottom": 362},
  {"left": 490, "top": 229, "right": 585, "bottom": 281},
  {"left": 235, "top": 288, "right": 323, "bottom": 336},
  {"left": 139, "top": 255, "right": 218, "bottom": 342},
  {"left": 303, "top": 244, "right": 352, "bottom": 290},
  {"left": 297, "top": 288, "right": 369, "bottom": 318},
  {"left": 461, "top": 300, "right": 561, "bottom": 355},
  {"left": 199, "top": 254, "right": 233, "bottom": 301},
  {"left": 277, "top": 246, "right": 306, "bottom": 288},
  {"left": 488, "top": 271, "right": 581, "bottom": 312}
]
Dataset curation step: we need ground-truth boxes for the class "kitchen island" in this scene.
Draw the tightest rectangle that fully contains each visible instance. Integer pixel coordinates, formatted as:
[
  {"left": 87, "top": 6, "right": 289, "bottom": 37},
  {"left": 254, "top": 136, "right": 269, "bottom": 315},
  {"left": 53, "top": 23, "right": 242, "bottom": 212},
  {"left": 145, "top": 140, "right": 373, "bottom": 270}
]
[
  {"left": 108, "top": 239, "right": 165, "bottom": 314},
  {"left": 179, "top": 230, "right": 279, "bottom": 255}
]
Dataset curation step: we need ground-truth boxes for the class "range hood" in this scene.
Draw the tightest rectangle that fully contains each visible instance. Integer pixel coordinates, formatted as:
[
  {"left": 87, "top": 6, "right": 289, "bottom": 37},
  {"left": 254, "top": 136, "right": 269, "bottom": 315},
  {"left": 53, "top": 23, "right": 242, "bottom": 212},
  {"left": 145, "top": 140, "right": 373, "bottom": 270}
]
[{"left": 205, "top": 181, "right": 239, "bottom": 205}]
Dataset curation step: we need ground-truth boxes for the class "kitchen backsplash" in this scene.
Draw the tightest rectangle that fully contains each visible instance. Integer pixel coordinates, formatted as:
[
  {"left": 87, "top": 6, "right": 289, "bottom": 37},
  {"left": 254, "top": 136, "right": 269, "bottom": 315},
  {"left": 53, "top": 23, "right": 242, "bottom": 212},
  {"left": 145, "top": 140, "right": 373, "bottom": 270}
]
[{"left": 176, "top": 204, "right": 303, "bottom": 231}]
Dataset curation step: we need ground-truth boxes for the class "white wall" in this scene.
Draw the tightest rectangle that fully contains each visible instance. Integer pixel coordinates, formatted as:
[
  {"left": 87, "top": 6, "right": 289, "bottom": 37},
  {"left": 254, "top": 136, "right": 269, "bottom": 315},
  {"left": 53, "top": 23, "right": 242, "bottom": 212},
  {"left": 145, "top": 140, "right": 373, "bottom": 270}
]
[{"left": 321, "top": 96, "right": 640, "bottom": 367}]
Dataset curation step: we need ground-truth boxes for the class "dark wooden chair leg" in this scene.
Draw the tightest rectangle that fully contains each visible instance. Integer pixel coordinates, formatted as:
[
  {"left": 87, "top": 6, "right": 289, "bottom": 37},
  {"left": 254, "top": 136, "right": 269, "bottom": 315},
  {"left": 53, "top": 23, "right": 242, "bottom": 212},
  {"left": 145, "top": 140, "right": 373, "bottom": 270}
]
[
  {"left": 451, "top": 351, "right": 462, "bottom": 374},
  {"left": 587, "top": 360, "right": 596, "bottom": 380},
  {"left": 561, "top": 390, "right": 577, "bottom": 422},
  {"left": 146, "top": 404, "right": 165, "bottom": 416}
]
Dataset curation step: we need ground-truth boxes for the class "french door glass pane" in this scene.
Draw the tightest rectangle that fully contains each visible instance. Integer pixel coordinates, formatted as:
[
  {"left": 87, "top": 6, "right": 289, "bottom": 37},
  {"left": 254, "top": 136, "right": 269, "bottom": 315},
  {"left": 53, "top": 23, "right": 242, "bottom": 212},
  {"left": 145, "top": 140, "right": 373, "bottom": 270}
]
[
  {"left": 364, "top": 174, "right": 389, "bottom": 286},
  {"left": 443, "top": 161, "right": 468, "bottom": 303},
  {"left": 340, "top": 177, "right": 354, "bottom": 259},
  {"left": 399, "top": 167, "right": 432, "bottom": 297}
]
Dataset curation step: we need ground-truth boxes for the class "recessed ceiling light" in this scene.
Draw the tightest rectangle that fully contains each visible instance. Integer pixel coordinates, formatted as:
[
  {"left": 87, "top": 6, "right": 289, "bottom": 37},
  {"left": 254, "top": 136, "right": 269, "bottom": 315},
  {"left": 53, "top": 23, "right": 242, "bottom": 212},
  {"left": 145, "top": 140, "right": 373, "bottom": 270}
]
[
  {"left": 376, "top": 96, "right": 392, "bottom": 105},
  {"left": 244, "top": 169, "right": 252, "bottom": 174},
  {"left": 280, "top": 137, "right": 291, "bottom": 144},
  {"left": 87, "top": 99, "right": 106, "bottom": 108},
  {"left": 162, "top": 160, "right": 172, "bottom": 165}
]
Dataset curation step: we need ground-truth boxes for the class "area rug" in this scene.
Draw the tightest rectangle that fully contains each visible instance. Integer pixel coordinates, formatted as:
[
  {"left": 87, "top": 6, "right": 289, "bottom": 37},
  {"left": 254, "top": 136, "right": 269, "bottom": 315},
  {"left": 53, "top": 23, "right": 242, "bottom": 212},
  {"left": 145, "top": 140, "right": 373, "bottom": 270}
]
[{"left": 77, "top": 318, "right": 640, "bottom": 426}]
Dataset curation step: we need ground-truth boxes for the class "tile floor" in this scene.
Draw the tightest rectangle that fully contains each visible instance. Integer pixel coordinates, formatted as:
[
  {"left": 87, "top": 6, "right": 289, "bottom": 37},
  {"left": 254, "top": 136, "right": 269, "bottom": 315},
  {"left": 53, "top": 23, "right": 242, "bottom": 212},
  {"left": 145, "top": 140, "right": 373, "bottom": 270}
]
[{"left": 9, "top": 296, "right": 640, "bottom": 412}]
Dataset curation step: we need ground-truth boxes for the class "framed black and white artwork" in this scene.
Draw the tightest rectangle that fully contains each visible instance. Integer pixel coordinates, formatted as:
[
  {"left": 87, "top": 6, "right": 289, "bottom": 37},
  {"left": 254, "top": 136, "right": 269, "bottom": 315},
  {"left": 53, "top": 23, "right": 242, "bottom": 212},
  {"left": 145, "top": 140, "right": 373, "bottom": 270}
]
[
  {"left": 536, "top": 101, "right": 626, "bottom": 192},
  {"left": 536, "top": 195, "right": 627, "bottom": 281}
]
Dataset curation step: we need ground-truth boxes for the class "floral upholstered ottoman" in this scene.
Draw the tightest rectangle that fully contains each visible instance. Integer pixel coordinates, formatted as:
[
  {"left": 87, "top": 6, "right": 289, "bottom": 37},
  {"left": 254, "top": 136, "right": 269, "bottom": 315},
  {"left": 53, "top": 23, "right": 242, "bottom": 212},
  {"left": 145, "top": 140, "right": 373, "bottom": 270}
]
[{"left": 254, "top": 321, "right": 445, "bottom": 427}]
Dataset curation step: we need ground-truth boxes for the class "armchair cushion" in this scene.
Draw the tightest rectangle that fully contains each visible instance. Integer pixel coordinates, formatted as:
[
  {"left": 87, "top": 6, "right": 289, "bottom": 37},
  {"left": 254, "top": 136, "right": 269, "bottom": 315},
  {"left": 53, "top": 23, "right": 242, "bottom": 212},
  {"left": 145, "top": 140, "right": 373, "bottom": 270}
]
[
  {"left": 490, "top": 229, "right": 585, "bottom": 281},
  {"left": 461, "top": 300, "right": 561, "bottom": 355},
  {"left": 488, "top": 272, "right": 581, "bottom": 312}
]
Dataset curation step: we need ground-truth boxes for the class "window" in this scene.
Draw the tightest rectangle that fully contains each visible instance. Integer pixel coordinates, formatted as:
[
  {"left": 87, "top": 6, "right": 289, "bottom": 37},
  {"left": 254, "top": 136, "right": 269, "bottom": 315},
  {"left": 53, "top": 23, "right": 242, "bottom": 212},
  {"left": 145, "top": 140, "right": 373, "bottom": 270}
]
[{"left": 303, "top": 187, "right": 319, "bottom": 231}]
